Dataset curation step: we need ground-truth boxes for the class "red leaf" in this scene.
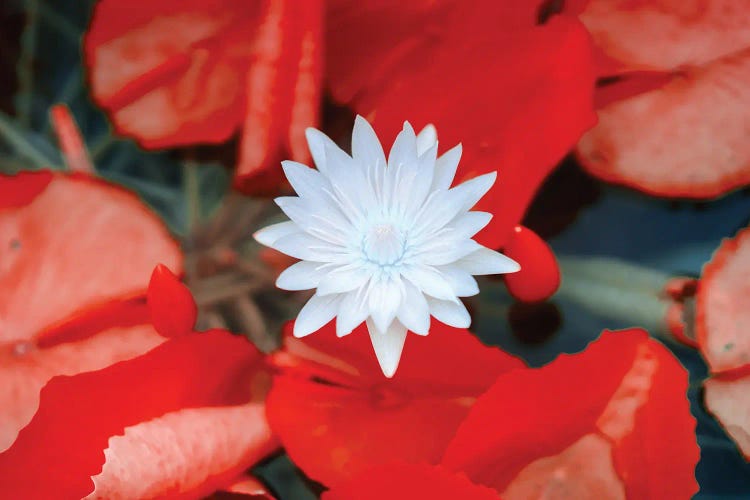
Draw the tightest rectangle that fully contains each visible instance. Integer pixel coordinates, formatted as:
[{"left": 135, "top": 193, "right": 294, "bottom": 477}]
[
  {"left": 0, "top": 170, "right": 53, "bottom": 209},
  {"left": 502, "top": 226, "right": 561, "bottom": 302},
  {"left": 266, "top": 321, "right": 524, "bottom": 486},
  {"left": 322, "top": 463, "right": 500, "bottom": 500},
  {"left": 704, "top": 371, "right": 750, "bottom": 460},
  {"left": 84, "top": 0, "right": 323, "bottom": 193},
  {"left": 0, "top": 300, "right": 163, "bottom": 451},
  {"left": 90, "top": 404, "right": 276, "bottom": 499},
  {"left": 696, "top": 226, "right": 750, "bottom": 373},
  {"left": 0, "top": 330, "right": 263, "bottom": 499},
  {"left": 147, "top": 264, "right": 197, "bottom": 338},
  {"left": 442, "top": 329, "right": 699, "bottom": 499},
  {"left": 0, "top": 171, "right": 181, "bottom": 344},
  {"left": 326, "top": 0, "right": 596, "bottom": 248},
  {"left": 577, "top": 0, "right": 750, "bottom": 198}
]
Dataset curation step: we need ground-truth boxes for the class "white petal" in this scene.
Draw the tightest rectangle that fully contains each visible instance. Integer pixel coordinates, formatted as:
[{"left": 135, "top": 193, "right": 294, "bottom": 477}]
[
  {"left": 447, "top": 211, "right": 492, "bottom": 239},
  {"left": 428, "top": 297, "right": 471, "bottom": 328},
  {"left": 431, "top": 143, "right": 462, "bottom": 191},
  {"left": 388, "top": 122, "right": 418, "bottom": 170},
  {"left": 417, "top": 238, "right": 483, "bottom": 266},
  {"left": 368, "top": 278, "right": 403, "bottom": 333},
  {"left": 253, "top": 221, "right": 299, "bottom": 247},
  {"left": 272, "top": 231, "right": 346, "bottom": 262},
  {"left": 451, "top": 171, "right": 497, "bottom": 211},
  {"left": 366, "top": 318, "right": 408, "bottom": 378},
  {"left": 281, "top": 160, "right": 329, "bottom": 200},
  {"left": 400, "top": 265, "right": 457, "bottom": 302},
  {"left": 436, "top": 265, "right": 479, "bottom": 297},
  {"left": 316, "top": 264, "right": 372, "bottom": 296},
  {"left": 416, "top": 124, "right": 437, "bottom": 156},
  {"left": 352, "top": 115, "right": 386, "bottom": 171},
  {"left": 277, "top": 261, "right": 328, "bottom": 291},
  {"left": 337, "top": 288, "right": 370, "bottom": 337},
  {"left": 324, "top": 142, "right": 377, "bottom": 224},
  {"left": 397, "top": 280, "right": 430, "bottom": 335},
  {"left": 400, "top": 143, "right": 436, "bottom": 219},
  {"left": 294, "top": 294, "right": 342, "bottom": 337},
  {"left": 305, "top": 127, "right": 341, "bottom": 176},
  {"left": 275, "top": 196, "right": 351, "bottom": 244},
  {"left": 454, "top": 247, "right": 520, "bottom": 275}
]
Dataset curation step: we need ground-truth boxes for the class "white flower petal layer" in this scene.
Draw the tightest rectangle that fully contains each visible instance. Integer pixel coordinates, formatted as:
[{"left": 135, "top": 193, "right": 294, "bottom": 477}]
[{"left": 255, "top": 115, "right": 520, "bottom": 377}]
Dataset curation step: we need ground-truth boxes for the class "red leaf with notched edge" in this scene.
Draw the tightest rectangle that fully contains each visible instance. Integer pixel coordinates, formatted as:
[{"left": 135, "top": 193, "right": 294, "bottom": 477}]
[
  {"left": 0, "top": 171, "right": 181, "bottom": 344},
  {"left": 576, "top": 0, "right": 750, "bottom": 198},
  {"left": 322, "top": 463, "right": 500, "bottom": 500},
  {"left": 441, "top": 329, "right": 699, "bottom": 500},
  {"left": 696, "top": 226, "right": 750, "bottom": 373},
  {"left": 84, "top": 0, "right": 323, "bottom": 193},
  {"left": 0, "top": 330, "right": 264, "bottom": 499},
  {"left": 325, "top": 0, "right": 596, "bottom": 250},
  {"left": 266, "top": 321, "right": 525, "bottom": 486},
  {"left": 148, "top": 264, "right": 197, "bottom": 338},
  {"left": 89, "top": 404, "right": 276, "bottom": 499}
]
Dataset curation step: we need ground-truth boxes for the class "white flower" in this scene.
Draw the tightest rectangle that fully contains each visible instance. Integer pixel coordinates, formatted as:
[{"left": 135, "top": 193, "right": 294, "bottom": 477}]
[{"left": 254, "top": 116, "right": 520, "bottom": 377}]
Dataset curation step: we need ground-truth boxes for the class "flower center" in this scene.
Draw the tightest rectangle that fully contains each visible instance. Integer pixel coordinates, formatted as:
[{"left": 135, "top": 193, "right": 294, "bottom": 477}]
[{"left": 363, "top": 223, "right": 406, "bottom": 265}]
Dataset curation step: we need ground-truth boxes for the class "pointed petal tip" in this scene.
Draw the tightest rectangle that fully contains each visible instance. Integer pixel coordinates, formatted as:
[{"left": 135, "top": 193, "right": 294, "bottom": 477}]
[{"left": 367, "top": 319, "right": 408, "bottom": 378}]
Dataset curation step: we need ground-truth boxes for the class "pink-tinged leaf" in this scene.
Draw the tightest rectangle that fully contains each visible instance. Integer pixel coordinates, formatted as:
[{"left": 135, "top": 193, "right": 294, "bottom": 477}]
[
  {"left": 84, "top": 0, "right": 256, "bottom": 148},
  {"left": 0, "top": 171, "right": 181, "bottom": 343},
  {"left": 88, "top": 404, "right": 277, "bottom": 499},
  {"left": 325, "top": 0, "right": 596, "bottom": 248},
  {"left": 147, "top": 264, "right": 197, "bottom": 338},
  {"left": 266, "top": 321, "right": 525, "bottom": 486},
  {"left": 442, "top": 329, "right": 699, "bottom": 499},
  {"left": 322, "top": 463, "right": 500, "bottom": 500},
  {"left": 704, "top": 371, "right": 750, "bottom": 460},
  {"left": 84, "top": 0, "right": 323, "bottom": 194},
  {"left": 234, "top": 0, "right": 323, "bottom": 194},
  {"left": 0, "top": 330, "right": 263, "bottom": 499},
  {"left": 696, "top": 226, "right": 750, "bottom": 372},
  {"left": 576, "top": 0, "right": 750, "bottom": 198},
  {"left": 578, "top": 50, "right": 750, "bottom": 198},
  {"left": 0, "top": 305, "right": 163, "bottom": 451},
  {"left": 580, "top": 0, "right": 750, "bottom": 73}
]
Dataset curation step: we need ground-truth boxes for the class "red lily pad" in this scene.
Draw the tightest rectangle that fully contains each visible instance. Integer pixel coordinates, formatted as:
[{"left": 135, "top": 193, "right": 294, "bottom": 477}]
[
  {"left": 0, "top": 299, "right": 163, "bottom": 451},
  {"left": 84, "top": 0, "right": 322, "bottom": 191},
  {"left": 322, "top": 463, "right": 500, "bottom": 500},
  {"left": 89, "top": 404, "right": 276, "bottom": 499},
  {"left": 325, "top": 0, "right": 596, "bottom": 249},
  {"left": 0, "top": 171, "right": 181, "bottom": 344},
  {"left": 576, "top": 0, "right": 750, "bottom": 198},
  {"left": 0, "top": 330, "right": 265, "bottom": 499},
  {"left": 266, "top": 321, "right": 525, "bottom": 486},
  {"left": 442, "top": 329, "right": 699, "bottom": 499},
  {"left": 696, "top": 226, "right": 750, "bottom": 373}
]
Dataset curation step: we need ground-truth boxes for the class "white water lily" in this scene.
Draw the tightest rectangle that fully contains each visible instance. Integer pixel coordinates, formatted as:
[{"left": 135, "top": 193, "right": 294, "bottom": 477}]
[{"left": 254, "top": 116, "right": 520, "bottom": 377}]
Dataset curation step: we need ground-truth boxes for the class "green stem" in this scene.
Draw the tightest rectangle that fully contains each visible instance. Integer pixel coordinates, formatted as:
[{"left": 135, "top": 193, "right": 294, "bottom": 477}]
[
  {"left": 556, "top": 256, "right": 675, "bottom": 342},
  {"left": 0, "top": 112, "right": 59, "bottom": 168},
  {"left": 17, "top": 0, "right": 39, "bottom": 127},
  {"left": 182, "top": 159, "right": 202, "bottom": 244}
]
